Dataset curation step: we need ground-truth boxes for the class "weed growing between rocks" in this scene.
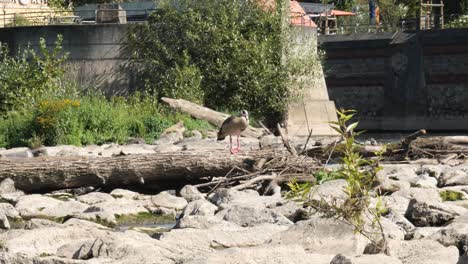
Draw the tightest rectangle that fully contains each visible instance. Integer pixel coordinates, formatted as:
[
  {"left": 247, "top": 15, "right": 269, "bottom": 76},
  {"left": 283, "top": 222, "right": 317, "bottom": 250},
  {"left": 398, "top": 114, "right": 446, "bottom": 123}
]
[
  {"left": 440, "top": 190, "right": 465, "bottom": 201},
  {"left": 287, "top": 110, "right": 388, "bottom": 253}
]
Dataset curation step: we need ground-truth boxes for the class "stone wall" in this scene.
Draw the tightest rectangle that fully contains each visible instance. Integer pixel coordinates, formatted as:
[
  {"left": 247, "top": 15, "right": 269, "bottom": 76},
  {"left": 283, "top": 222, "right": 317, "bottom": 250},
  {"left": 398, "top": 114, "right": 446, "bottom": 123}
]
[
  {"left": 0, "top": 24, "right": 135, "bottom": 95},
  {"left": 319, "top": 29, "right": 468, "bottom": 131}
]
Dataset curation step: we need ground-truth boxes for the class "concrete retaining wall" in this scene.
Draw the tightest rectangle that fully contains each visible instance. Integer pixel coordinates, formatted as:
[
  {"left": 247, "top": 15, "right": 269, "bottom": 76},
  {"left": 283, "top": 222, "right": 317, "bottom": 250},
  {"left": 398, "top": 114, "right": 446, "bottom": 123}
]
[
  {"left": 0, "top": 24, "right": 136, "bottom": 95},
  {"left": 319, "top": 29, "right": 468, "bottom": 131}
]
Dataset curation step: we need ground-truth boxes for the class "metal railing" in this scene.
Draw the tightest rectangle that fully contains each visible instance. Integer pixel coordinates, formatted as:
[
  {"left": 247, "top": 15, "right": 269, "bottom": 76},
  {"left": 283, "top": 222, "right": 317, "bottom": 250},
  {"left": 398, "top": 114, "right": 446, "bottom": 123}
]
[
  {"left": 0, "top": 8, "right": 156, "bottom": 27},
  {"left": 1, "top": 8, "right": 467, "bottom": 33}
]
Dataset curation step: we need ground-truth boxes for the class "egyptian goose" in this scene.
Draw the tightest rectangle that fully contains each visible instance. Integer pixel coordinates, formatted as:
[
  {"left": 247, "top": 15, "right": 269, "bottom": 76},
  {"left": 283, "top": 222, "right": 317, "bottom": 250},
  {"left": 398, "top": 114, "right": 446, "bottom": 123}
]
[{"left": 217, "top": 110, "right": 249, "bottom": 154}]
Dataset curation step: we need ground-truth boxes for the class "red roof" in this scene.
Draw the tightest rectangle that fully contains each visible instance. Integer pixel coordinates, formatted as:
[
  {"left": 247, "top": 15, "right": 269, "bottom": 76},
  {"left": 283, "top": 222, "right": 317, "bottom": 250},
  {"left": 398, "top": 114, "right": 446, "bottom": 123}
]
[
  {"left": 258, "top": 0, "right": 317, "bottom": 27},
  {"left": 321, "top": 9, "right": 356, "bottom": 17},
  {"left": 290, "top": 1, "right": 317, "bottom": 27}
]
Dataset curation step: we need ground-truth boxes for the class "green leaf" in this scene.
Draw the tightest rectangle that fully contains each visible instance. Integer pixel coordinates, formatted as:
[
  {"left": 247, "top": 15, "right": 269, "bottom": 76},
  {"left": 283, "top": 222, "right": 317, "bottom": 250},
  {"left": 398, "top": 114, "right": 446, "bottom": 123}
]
[{"left": 346, "top": 122, "right": 359, "bottom": 133}]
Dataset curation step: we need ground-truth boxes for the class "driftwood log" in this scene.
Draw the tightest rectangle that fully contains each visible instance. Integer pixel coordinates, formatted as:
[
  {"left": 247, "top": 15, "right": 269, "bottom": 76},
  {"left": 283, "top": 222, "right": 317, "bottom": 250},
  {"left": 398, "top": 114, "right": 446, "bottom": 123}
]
[
  {"left": 161, "top": 97, "right": 264, "bottom": 138},
  {"left": 0, "top": 150, "right": 318, "bottom": 192}
]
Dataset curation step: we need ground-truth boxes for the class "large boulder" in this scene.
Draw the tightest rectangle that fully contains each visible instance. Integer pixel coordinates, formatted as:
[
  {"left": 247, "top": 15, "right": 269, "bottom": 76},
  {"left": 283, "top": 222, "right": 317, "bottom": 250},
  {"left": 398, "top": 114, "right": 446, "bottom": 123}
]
[
  {"left": 215, "top": 204, "right": 293, "bottom": 227},
  {"left": 182, "top": 200, "right": 217, "bottom": 217},
  {"left": 208, "top": 188, "right": 281, "bottom": 208},
  {"left": 109, "top": 189, "right": 140, "bottom": 200},
  {"left": 386, "top": 239, "right": 459, "bottom": 264},
  {"left": 0, "top": 225, "right": 174, "bottom": 263},
  {"left": 176, "top": 215, "right": 239, "bottom": 230},
  {"left": 428, "top": 214, "right": 468, "bottom": 255},
  {"left": 158, "top": 223, "right": 288, "bottom": 263},
  {"left": 0, "top": 211, "right": 9, "bottom": 229},
  {"left": 0, "top": 147, "right": 33, "bottom": 158},
  {"left": 329, "top": 254, "right": 402, "bottom": 264},
  {"left": 308, "top": 179, "right": 348, "bottom": 205},
  {"left": 0, "top": 178, "right": 17, "bottom": 194},
  {"left": 76, "top": 198, "right": 150, "bottom": 225},
  {"left": 392, "top": 188, "right": 442, "bottom": 204},
  {"left": 180, "top": 185, "right": 205, "bottom": 202},
  {"left": 405, "top": 199, "right": 459, "bottom": 227},
  {"left": 384, "top": 211, "right": 415, "bottom": 233},
  {"left": 77, "top": 192, "right": 115, "bottom": 205},
  {"left": 438, "top": 165, "right": 468, "bottom": 187},
  {"left": 150, "top": 192, "right": 188, "bottom": 210},
  {"left": 411, "top": 227, "right": 443, "bottom": 240},
  {"left": 269, "top": 217, "right": 368, "bottom": 255},
  {"left": 0, "top": 202, "right": 20, "bottom": 218},
  {"left": 15, "top": 195, "right": 88, "bottom": 219},
  {"left": 186, "top": 244, "right": 334, "bottom": 264}
]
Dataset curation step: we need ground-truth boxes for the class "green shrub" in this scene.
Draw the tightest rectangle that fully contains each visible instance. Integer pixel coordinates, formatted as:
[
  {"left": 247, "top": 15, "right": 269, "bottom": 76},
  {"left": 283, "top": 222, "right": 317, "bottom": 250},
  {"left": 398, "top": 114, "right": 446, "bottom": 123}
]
[
  {"left": 127, "top": 0, "right": 320, "bottom": 125},
  {"left": 0, "top": 91, "right": 214, "bottom": 148},
  {"left": 287, "top": 110, "right": 388, "bottom": 253},
  {"left": 0, "top": 35, "right": 68, "bottom": 115}
]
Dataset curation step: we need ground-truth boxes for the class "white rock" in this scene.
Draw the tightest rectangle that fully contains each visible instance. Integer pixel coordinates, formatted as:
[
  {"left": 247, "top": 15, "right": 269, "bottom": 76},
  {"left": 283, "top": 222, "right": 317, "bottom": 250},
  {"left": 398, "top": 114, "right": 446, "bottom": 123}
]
[
  {"left": 77, "top": 192, "right": 115, "bottom": 205},
  {"left": 309, "top": 179, "right": 348, "bottom": 205},
  {"left": 209, "top": 188, "right": 282, "bottom": 208},
  {"left": 378, "top": 165, "right": 420, "bottom": 186},
  {"left": 15, "top": 194, "right": 88, "bottom": 219},
  {"left": 35, "top": 145, "right": 91, "bottom": 157},
  {"left": 216, "top": 204, "right": 293, "bottom": 227},
  {"left": 392, "top": 187, "right": 442, "bottom": 204},
  {"left": 151, "top": 192, "right": 188, "bottom": 210},
  {"left": 0, "top": 178, "right": 17, "bottom": 194},
  {"left": 159, "top": 223, "right": 287, "bottom": 262},
  {"left": 63, "top": 218, "right": 110, "bottom": 230},
  {"left": 81, "top": 198, "right": 149, "bottom": 217},
  {"left": 176, "top": 215, "right": 240, "bottom": 230},
  {"left": 378, "top": 179, "right": 411, "bottom": 194},
  {"left": 26, "top": 218, "right": 61, "bottom": 229},
  {"left": 182, "top": 200, "right": 217, "bottom": 217},
  {"left": 180, "top": 185, "right": 205, "bottom": 202},
  {"left": 0, "top": 191, "right": 25, "bottom": 204},
  {"left": 186, "top": 244, "right": 334, "bottom": 264},
  {"left": 417, "top": 165, "right": 449, "bottom": 179},
  {"left": 386, "top": 239, "right": 459, "bottom": 264},
  {"left": 119, "top": 144, "right": 157, "bottom": 155},
  {"left": 384, "top": 211, "right": 415, "bottom": 233},
  {"left": 110, "top": 189, "right": 140, "bottom": 200},
  {"left": 154, "top": 143, "right": 184, "bottom": 153},
  {"left": 269, "top": 217, "right": 368, "bottom": 255},
  {"left": 0, "top": 226, "right": 174, "bottom": 263},
  {"left": 439, "top": 165, "right": 468, "bottom": 187},
  {"left": 380, "top": 217, "right": 406, "bottom": 240},
  {"left": 382, "top": 196, "right": 411, "bottom": 216},
  {"left": 268, "top": 201, "right": 308, "bottom": 222},
  {"left": 411, "top": 227, "right": 442, "bottom": 239},
  {"left": 0, "top": 211, "right": 10, "bottom": 229},
  {"left": 0, "top": 202, "right": 20, "bottom": 218},
  {"left": 0, "top": 147, "right": 33, "bottom": 158},
  {"left": 330, "top": 254, "right": 402, "bottom": 264},
  {"left": 405, "top": 199, "right": 459, "bottom": 227},
  {"left": 428, "top": 217, "right": 468, "bottom": 255}
]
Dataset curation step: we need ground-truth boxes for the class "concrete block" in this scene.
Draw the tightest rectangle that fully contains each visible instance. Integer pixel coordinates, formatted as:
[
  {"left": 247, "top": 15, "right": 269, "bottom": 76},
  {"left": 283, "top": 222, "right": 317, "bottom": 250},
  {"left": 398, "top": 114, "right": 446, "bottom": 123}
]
[{"left": 96, "top": 4, "right": 127, "bottom": 24}]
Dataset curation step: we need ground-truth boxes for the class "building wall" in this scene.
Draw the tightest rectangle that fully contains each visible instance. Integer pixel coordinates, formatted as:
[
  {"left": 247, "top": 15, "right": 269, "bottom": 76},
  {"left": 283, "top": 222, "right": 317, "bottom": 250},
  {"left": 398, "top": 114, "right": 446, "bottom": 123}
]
[{"left": 319, "top": 29, "right": 468, "bottom": 131}]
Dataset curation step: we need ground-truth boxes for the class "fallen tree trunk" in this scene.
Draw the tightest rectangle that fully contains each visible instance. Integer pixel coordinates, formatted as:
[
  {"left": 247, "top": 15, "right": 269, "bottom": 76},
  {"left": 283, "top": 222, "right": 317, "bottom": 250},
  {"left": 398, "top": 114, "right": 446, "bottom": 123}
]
[
  {"left": 161, "top": 97, "right": 264, "bottom": 138},
  {"left": 0, "top": 150, "right": 318, "bottom": 192}
]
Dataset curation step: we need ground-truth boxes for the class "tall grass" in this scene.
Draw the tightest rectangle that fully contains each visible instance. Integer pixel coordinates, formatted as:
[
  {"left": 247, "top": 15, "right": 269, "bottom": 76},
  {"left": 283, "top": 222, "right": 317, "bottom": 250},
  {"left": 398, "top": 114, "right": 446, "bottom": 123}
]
[{"left": 0, "top": 92, "right": 214, "bottom": 149}]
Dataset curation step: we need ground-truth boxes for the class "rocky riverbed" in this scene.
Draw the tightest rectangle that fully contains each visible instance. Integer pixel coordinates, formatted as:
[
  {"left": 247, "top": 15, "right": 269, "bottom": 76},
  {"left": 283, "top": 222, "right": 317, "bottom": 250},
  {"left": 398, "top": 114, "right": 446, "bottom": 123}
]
[{"left": 0, "top": 134, "right": 467, "bottom": 264}]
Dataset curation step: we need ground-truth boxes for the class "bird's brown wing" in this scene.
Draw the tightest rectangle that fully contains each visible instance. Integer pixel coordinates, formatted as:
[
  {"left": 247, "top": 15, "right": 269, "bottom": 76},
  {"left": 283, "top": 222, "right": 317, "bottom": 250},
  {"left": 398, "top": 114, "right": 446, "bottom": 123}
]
[{"left": 217, "top": 115, "right": 236, "bottom": 140}]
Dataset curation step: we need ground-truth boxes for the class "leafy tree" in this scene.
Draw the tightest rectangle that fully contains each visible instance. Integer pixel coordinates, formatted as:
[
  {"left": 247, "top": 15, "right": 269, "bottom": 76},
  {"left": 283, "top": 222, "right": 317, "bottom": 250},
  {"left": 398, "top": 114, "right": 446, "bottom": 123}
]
[{"left": 127, "top": 0, "right": 320, "bottom": 125}]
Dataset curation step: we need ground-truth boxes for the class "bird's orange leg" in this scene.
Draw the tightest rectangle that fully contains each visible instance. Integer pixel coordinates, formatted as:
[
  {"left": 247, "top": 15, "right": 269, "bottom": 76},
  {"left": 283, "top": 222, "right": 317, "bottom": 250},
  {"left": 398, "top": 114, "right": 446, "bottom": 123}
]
[
  {"left": 236, "top": 136, "right": 241, "bottom": 151},
  {"left": 230, "top": 136, "right": 237, "bottom": 154}
]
